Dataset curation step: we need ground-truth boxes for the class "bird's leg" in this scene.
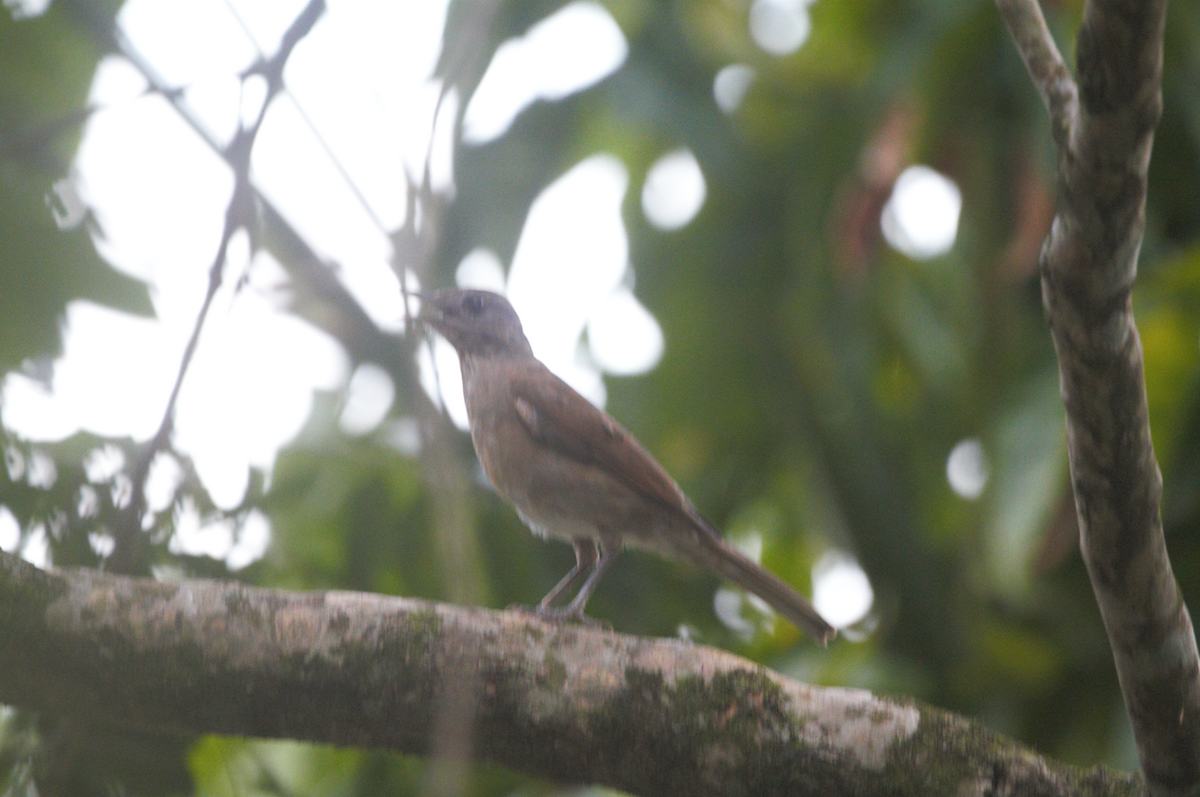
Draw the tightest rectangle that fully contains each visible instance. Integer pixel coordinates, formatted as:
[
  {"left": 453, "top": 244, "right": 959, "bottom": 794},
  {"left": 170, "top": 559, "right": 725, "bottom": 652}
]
[
  {"left": 545, "top": 541, "right": 619, "bottom": 623},
  {"left": 522, "top": 539, "right": 619, "bottom": 627},
  {"left": 539, "top": 538, "right": 598, "bottom": 608}
]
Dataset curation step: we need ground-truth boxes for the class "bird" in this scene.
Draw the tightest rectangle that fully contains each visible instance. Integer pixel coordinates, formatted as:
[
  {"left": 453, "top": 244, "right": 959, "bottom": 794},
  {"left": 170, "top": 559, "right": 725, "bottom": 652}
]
[{"left": 416, "top": 288, "right": 835, "bottom": 644}]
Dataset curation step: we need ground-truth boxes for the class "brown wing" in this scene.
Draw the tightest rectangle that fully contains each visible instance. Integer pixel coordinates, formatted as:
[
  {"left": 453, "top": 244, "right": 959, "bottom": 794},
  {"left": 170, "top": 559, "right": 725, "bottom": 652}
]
[{"left": 509, "top": 363, "right": 695, "bottom": 520}]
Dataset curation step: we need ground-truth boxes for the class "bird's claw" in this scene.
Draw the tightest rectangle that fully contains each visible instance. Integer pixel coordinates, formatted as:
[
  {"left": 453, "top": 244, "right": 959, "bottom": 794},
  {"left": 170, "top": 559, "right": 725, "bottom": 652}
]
[{"left": 507, "top": 603, "right": 612, "bottom": 631}]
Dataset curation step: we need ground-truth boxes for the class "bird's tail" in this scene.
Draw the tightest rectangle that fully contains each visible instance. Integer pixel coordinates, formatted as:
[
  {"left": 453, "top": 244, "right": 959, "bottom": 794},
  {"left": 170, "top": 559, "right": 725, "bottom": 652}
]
[{"left": 686, "top": 523, "right": 835, "bottom": 645}]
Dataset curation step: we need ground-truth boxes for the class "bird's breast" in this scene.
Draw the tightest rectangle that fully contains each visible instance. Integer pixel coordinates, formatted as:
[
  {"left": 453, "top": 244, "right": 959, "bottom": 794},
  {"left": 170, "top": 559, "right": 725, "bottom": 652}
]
[
  {"left": 460, "top": 357, "right": 677, "bottom": 549},
  {"left": 461, "top": 358, "right": 593, "bottom": 541}
]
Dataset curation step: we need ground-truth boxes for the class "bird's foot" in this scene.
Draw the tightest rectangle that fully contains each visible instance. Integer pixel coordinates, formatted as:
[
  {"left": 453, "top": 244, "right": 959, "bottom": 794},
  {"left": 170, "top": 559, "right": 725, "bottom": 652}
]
[{"left": 507, "top": 603, "right": 612, "bottom": 631}]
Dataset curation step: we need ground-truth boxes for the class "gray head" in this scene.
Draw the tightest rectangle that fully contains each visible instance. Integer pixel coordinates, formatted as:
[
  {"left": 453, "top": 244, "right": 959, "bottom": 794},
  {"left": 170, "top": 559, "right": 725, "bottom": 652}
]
[{"left": 418, "top": 289, "right": 535, "bottom": 359}]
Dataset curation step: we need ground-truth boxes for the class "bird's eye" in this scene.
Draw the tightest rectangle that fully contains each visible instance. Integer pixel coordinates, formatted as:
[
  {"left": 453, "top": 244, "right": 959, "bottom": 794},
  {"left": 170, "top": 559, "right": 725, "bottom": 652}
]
[{"left": 462, "top": 294, "right": 485, "bottom": 315}]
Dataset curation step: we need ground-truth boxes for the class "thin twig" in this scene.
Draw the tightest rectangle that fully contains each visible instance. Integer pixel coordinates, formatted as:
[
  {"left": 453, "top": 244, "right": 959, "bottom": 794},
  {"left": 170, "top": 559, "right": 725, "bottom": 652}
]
[
  {"left": 993, "top": 0, "right": 1077, "bottom": 148},
  {"left": 58, "top": 0, "right": 326, "bottom": 572}
]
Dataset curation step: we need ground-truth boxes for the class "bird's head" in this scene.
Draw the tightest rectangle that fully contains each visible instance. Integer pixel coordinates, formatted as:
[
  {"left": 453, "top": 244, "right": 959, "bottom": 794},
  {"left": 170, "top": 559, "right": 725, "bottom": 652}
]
[{"left": 416, "top": 289, "right": 535, "bottom": 359}]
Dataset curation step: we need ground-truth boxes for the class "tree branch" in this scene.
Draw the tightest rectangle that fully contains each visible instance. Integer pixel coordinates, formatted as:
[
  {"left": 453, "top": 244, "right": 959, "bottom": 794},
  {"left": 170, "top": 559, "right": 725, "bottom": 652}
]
[
  {"left": 997, "top": 0, "right": 1200, "bottom": 793},
  {"left": 993, "top": 0, "right": 1077, "bottom": 148},
  {"left": 0, "top": 552, "right": 1139, "bottom": 796}
]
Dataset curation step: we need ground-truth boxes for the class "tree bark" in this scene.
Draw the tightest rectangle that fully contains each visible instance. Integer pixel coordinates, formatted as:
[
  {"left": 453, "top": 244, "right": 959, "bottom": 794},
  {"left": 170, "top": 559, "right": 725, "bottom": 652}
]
[
  {"left": 0, "top": 551, "right": 1139, "bottom": 796},
  {"left": 996, "top": 0, "right": 1200, "bottom": 794}
]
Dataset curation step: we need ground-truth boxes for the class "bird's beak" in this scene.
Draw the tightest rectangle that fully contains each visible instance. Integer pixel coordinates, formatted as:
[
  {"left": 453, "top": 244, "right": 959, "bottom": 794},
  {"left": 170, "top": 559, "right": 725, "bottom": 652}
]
[
  {"left": 410, "top": 290, "right": 462, "bottom": 343},
  {"left": 410, "top": 291, "right": 443, "bottom": 327}
]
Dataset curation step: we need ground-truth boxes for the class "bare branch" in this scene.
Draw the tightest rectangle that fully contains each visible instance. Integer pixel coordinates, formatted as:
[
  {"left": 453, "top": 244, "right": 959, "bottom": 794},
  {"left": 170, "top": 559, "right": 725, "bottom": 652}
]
[
  {"left": 0, "top": 552, "right": 1139, "bottom": 797},
  {"left": 993, "top": 0, "right": 1077, "bottom": 147},
  {"left": 59, "top": 0, "right": 328, "bottom": 574},
  {"left": 999, "top": 0, "right": 1200, "bottom": 792}
]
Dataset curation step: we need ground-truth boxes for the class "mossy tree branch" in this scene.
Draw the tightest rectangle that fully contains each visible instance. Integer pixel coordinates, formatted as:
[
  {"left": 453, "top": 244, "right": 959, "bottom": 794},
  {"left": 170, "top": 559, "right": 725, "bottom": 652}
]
[{"left": 0, "top": 551, "right": 1139, "bottom": 796}]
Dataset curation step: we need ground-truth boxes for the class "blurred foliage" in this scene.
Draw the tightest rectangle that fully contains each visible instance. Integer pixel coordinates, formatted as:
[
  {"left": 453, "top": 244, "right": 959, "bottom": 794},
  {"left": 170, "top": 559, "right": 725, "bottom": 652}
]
[
  {"left": 2, "top": 0, "right": 1200, "bottom": 795},
  {"left": 0, "top": 0, "right": 151, "bottom": 374}
]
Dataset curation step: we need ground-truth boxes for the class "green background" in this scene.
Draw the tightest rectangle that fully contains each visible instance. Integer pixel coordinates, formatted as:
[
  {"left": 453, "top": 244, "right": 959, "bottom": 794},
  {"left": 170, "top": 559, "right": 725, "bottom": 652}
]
[{"left": 2, "top": 0, "right": 1200, "bottom": 794}]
